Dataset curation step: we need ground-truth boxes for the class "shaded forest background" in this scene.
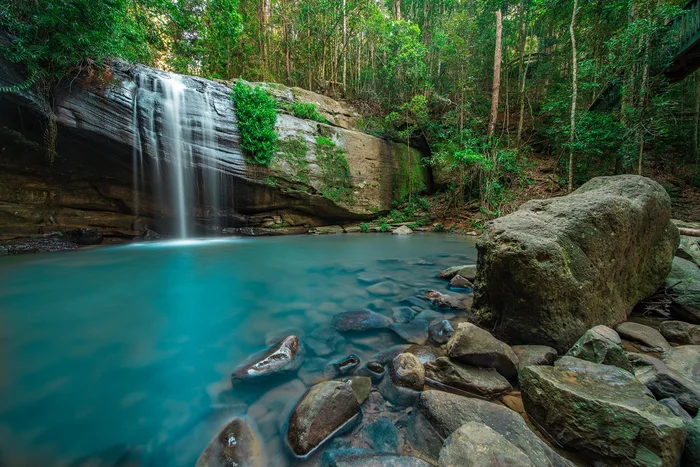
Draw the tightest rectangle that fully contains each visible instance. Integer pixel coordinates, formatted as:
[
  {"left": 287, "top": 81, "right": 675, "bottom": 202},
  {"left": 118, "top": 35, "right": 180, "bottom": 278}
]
[{"left": 1, "top": 0, "right": 699, "bottom": 226}]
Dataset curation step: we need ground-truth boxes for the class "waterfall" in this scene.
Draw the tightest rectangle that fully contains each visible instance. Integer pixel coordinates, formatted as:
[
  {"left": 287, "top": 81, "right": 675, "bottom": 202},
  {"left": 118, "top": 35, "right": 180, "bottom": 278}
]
[{"left": 130, "top": 72, "right": 231, "bottom": 238}]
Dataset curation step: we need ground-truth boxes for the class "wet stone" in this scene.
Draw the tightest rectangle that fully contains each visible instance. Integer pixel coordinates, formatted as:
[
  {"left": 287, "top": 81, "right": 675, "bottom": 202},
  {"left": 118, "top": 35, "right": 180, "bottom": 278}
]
[
  {"left": 399, "top": 296, "right": 427, "bottom": 310},
  {"left": 362, "top": 418, "right": 401, "bottom": 453},
  {"left": 331, "top": 354, "right": 361, "bottom": 375},
  {"left": 306, "top": 327, "right": 345, "bottom": 357},
  {"left": 390, "top": 320, "right": 429, "bottom": 345},
  {"left": 371, "top": 345, "right": 411, "bottom": 364},
  {"left": 511, "top": 345, "right": 558, "bottom": 370},
  {"left": 321, "top": 449, "right": 432, "bottom": 467},
  {"left": 448, "top": 274, "right": 473, "bottom": 289},
  {"left": 332, "top": 310, "right": 393, "bottom": 332},
  {"left": 367, "top": 281, "right": 402, "bottom": 296},
  {"left": 405, "top": 344, "right": 445, "bottom": 364},
  {"left": 425, "top": 290, "right": 472, "bottom": 310},
  {"left": 424, "top": 357, "right": 513, "bottom": 399},
  {"left": 429, "top": 319, "right": 454, "bottom": 345},
  {"left": 392, "top": 306, "right": 418, "bottom": 323},
  {"left": 359, "top": 361, "right": 386, "bottom": 382},
  {"left": 196, "top": 417, "right": 263, "bottom": 467},
  {"left": 231, "top": 336, "right": 303, "bottom": 384}
]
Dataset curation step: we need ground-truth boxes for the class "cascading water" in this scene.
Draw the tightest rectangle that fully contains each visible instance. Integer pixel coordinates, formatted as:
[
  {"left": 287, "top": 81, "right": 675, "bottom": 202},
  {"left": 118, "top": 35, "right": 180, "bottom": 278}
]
[{"left": 130, "top": 71, "right": 234, "bottom": 238}]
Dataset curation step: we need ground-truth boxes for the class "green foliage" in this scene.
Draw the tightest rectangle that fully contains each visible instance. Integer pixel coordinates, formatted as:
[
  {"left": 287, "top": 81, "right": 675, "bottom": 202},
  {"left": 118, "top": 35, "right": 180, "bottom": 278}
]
[
  {"left": 290, "top": 102, "right": 328, "bottom": 123},
  {"left": 379, "top": 222, "right": 390, "bottom": 232},
  {"left": 232, "top": 81, "right": 278, "bottom": 166},
  {"left": 315, "top": 136, "right": 354, "bottom": 203},
  {"left": 432, "top": 223, "right": 445, "bottom": 232},
  {"left": 274, "top": 137, "right": 310, "bottom": 184},
  {"left": 359, "top": 222, "right": 370, "bottom": 233}
]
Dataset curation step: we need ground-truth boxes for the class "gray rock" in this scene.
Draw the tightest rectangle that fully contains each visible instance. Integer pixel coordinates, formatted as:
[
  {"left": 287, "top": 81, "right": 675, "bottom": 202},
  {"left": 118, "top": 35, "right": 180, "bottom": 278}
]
[
  {"left": 684, "top": 414, "right": 700, "bottom": 466},
  {"left": 678, "top": 235, "right": 700, "bottom": 267},
  {"left": 367, "top": 281, "right": 401, "bottom": 296},
  {"left": 328, "top": 354, "right": 361, "bottom": 376},
  {"left": 663, "top": 345, "right": 700, "bottom": 384},
  {"left": 474, "top": 175, "right": 679, "bottom": 352},
  {"left": 371, "top": 345, "right": 411, "bottom": 364},
  {"left": 448, "top": 274, "right": 473, "bottom": 289},
  {"left": 359, "top": 361, "right": 386, "bottom": 382},
  {"left": 615, "top": 321, "right": 671, "bottom": 350},
  {"left": 425, "top": 290, "right": 472, "bottom": 310},
  {"left": 399, "top": 296, "right": 427, "bottom": 310},
  {"left": 196, "top": 418, "right": 263, "bottom": 467},
  {"left": 389, "top": 353, "right": 424, "bottom": 391},
  {"left": 666, "top": 257, "right": 700, "bottom": 324},
  {"left": 428, "top": 319, "right": 454, "bottom": 345},
  {"left": 659, "top": 398, "right": 693, "bottom": 423},
  {"left": 446, "top": 323, "right": 519, "bottom": 379},
  {"left": 362, "top": 418, "right": 400, "bottom": 453},
  {"left": 438, "top": 422, "right": 535, "bottom": 467},
  {"left": 630, "top": 353, "right": 700, "bottom": 414},
  {"left": 332, "top": 310, "right": 393, "bottom": 332},
  {"left": 424, "top": 357, "right": 512, "bottom": 399},
  {"left": 321, "top": 449, "right": 431, "bottom": 467},
  {"left": 438, "top": 264, "right": 477, "bottom": 281},
  {"left": 392, "top": 306, "right": 417, "bottom": 324},
  {"left": 390, "top": 320, "right": 429, "bottom": 345},
  {"left": 511, "top": 345, "right": 557, "bottom": 370},
  {"left": 660, "top": 320, "right": 700, "bottom": 345},
  {"left": 392, "top": 225, "right": 413, "bottom": 235},
  {"left": 407, "top": 390, "right": 573, "bottom": 465},
  {"left": 231, "top": 336, "right": 303, "bottom": 384},
  {"left": 520, "top": 356, "right": 686, "bottom": 466},
  {"left": 286, "top": 380, "right": 364, "bottom": 458},
  {"left": 564, "top": 325, "right": 633, "bottom": 372},
  {"left": 405, "top": 344, "right": 445, "bottom": 364}
]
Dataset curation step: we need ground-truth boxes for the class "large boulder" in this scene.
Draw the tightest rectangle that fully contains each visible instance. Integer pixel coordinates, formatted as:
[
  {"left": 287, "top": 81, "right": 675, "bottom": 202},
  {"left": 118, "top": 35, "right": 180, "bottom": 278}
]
[
  {"left": 424, "top": 357, "right": 512, "bottom": 399},
  {"left": 520, "top": 356, "right": 686, "bottom": 466},
  {"left": 564, "top": 325, "right": 633, "bottom": 372},
  {"left": 474, "top": 175, "right": 679, "bottom": 351},
  {"left": 196, "top": 418, "right": 263, "bottom": 467},
  {"left": 438, "top": 422, "right": 535, "bottom": 467},
  {"left": 446, "top": 323, "right": 519, "bottom": 379},
  {"left": 406, "top": 390, "right": 573, "bottom": 466},
  {"left": 666, "top": 257, "right": 700, "bottom": 324}
]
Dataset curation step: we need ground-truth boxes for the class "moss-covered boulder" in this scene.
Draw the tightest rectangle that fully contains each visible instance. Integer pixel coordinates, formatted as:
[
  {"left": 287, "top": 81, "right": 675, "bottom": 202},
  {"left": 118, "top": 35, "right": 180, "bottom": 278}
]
[
  {"left": 520, "top": 356, "right": 686, "bottom": 466},
  {"left": 474, "top": 175, "right": 678, "bottom": 351}
]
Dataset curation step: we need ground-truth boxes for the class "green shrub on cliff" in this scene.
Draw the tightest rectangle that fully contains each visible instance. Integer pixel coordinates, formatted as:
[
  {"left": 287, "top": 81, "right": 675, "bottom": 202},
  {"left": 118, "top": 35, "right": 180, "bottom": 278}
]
[
  {"left": 290, "top": 102, "right": 328, "bottom": 123},
  {"left": 232, "top": 81, "right": 278, "bottom": 166},
  {"left": 315, "top": 136, "right": 354, "bottom": 203}
]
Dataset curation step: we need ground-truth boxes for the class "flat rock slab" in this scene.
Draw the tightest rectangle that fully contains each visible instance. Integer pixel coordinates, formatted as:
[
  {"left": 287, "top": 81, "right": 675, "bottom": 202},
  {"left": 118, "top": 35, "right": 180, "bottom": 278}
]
[
  {"left": 660, "top": 320, "right": 700, "bottom": 345},
  {"left": 565, "top": 325, "right": 633, "bottom": 372},
  {"left": 332, "top": 310, "right": 393, "bottom": 332},
  {"left": 424, "top": 357, "right": 512, "bottom": 399},
  {"left": 446, "top": 323, "right": 519, "bottom": 379},
  {"left": 438, "top": 422, "right": 535, "bottom": 467},
  {"left": 425, "top": 290, "right": 472, "bottom": 310},
  {"left": 630, "top": 352, "right": 700, "bottom": 415},
  {"left": 520, "top": 356, "right": 686, "bottom": 466},
  {"left": 616, "top": 321, "right": 670, "bottom": 350},
  {"left": 407, "top": 390, "right": 573, "bottom": 466},
  {"left": 196, "top": 417, "right": 263, "bottom": 467},
  {"left": 511, "top": 345, "right": 557, "bottom": 370},
  {"left": 662, "top": 345, "right": 700, "bottom": 385}
]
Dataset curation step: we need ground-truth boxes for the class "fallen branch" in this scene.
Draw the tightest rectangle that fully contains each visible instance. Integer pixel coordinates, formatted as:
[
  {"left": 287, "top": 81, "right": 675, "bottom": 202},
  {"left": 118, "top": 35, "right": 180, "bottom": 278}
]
[{"left": 679, "top": 227, "right": 700, "bottom": 237}]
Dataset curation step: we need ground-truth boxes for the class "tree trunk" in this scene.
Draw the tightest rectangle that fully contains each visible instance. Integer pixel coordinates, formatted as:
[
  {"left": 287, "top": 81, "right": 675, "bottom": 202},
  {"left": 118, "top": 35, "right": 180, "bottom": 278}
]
[
  {"left": 695, "top": 70, "right": 700, "bottom": 161},
  {"left": 638, "top": 41, "right": 650, "bottom": 176},
  {"left": 517, "top": 1, "right": 527, "bottom": 144},
  {"left": 343, "top": 0, "right": 347, "bottom": 92},
  {"left": 392, "top": 0, "right": 401, "bottom": 21},
  {"left": 488, "top": 9, "right": 503, "bottom": 143},
  {"left": 568, "top": 0, "right": 578, "bottom": 193}
]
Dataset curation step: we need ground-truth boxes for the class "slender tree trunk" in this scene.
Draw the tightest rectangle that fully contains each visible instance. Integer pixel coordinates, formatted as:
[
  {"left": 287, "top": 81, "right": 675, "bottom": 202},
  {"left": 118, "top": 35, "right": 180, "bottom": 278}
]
[
  {"left": 517, "top": 1, "right": 527, "bottom": 144},
  {"left": 343, "top": 0, "right": 347, "bottom": 92},
  {"left": 695, "top": 70, "right": 700, "bottom": 161},
  {"left": 638, "top": 42, "right": 650, "bottom": 176},
  {"left": 488, "top": 9, "right": 503, "bottom": 143},
  {"left": 568, "top": 0, "right": 578, "bottom": 193},
  {"left": 392, "top": 0, "right": 401, "bottom": 21}
]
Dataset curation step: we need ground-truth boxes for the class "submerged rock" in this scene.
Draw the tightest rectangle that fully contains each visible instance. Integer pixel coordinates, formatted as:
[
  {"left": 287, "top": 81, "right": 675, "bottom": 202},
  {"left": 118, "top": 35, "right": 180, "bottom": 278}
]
[
  {"left": 615, "top": 321, "right": 670, "bottom": 351},
  {"left": 511, "top": 345, "right": 557, "bottom": 370},
  {"left": 660, "top": 320, "right": 700, "bottom": 345},
  {"left": 67, "top": 444, "right": 145, "bottom": 467},
  {"left": 389, "top": 320, "right": 429, "bottom": 345},
  {"left": 666, "top": 257, "right": 700, "bottom": 324},
  {"left": 332, "top": 310, "right": 393, "bottom": 332},
  {"left": 438, "top": 265, "right": 477, "bottom": 281},
  {"left": 520, "top": 356, "right": 686, "bottom": 466},
  {"left": 564, "top": 325, "right": 633, "bottom": 372},
  {"left": 474, "top": 175, "right": 678, "bottom": 351},
  {"left": 359, "top": 361, "right": 386, "bottom": 382},
  {"left": 330, "top": 354, "right": 361, "bottom": 376},
  {"left": 286, "top": 380, "right": 365, "bottom": 458},
  {"left": 231, "top": 336, "right": 303, "bottom": 384},
  {"left": 367, "top": 281, "right": 401, "bottom": 296},
  {"left": 196, "top": 418, "right": 262, "bottom": 467},
  {"left": 321, "top": 449, "right": 431, "bottom": 467},
  {"left": 306, "top": 327, "right": 345, "bottom": 357},
  {"left": 424, "top": 357, "right": 512, "bottom": 399},
  {"left": 438, "top": 422, "right": 535, "bottom": 467},
  {"left": 446, "top": 323, "right": 518, "bottom": 379},
  {"left": 391, "top": 306, "right": 417, "bottom": 324},
  {"left": 362, "top": 418, "right": 401, "bottom": 453},
  {"left": 428, "top": 319, "right": 454, "bottom": 345},
  {"left": 407, "top": 390, "right": 573, "bottom": 465},
  {"left": 448, "top": 274, "right": 473, "bottom": 289},
  {"left": 343, "top": 376, "right": 372, "bottom": 404}
]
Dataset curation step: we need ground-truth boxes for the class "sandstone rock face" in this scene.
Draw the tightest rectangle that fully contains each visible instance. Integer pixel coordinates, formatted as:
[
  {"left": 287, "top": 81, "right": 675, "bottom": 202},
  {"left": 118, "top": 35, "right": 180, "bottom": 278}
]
[
  {"left": 446, "top": 323, "right": 519, "bottom": 379},
  {"left": 565, "top": 325, "right": 633, "bottom": 372},
  {"left": 196, "top": 418, "right": 262, "bottom": 467},
  {"left": 0, "top": 57, "right": 428, "bottom": 235},
  {"left": 520, "top": 356, "right": 686, "bottom": 467},
  {"left": 438, "top": 422, "right": 535, "bottom": 467},
  {"left": 407, "top": 390, "right": 573, "bottom": 466},
  {"left": 474, "top": 175, "right": 679, "bottom": 351},
  {"left": 286, "top": 380, "right": 364, "bottom": 458},
  {"left": 666, "top": 257, "right": 700, "bottom": 324}
]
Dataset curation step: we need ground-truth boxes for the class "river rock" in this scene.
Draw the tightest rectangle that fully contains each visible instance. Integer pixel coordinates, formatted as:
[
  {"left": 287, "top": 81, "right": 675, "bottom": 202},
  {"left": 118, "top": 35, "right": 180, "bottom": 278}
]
[
  {"left": 678, "top": 235, "right": 700, "bottom": 267},
  {"left": 392, "top": 225, "right": 413, "bottom": 235},
  {"left": 425, "top": 290, "right": 472, "bottom": 310},
  {"left": 359, "top": 361, "right": 386, "bottom": 382},
  {"left": 362, "top": 418, "right": 401, "bottom": 453},
  {"left": 438, "top": 264, "right": 477, "bottom": 281},
  {"left": 405, "top": 344, "right": 445, "bottom": 364},
  {"left": 392, "top": 306, "right": 417, "bottom": 323},
  {"left": 666, "top": 257, "right": 700, "bottom": 323},
  {"left": 231, "top": 336, "right": 303, "bottom": 383},
  {"left": 424, "top": 357, "right": 512, "bottom": 399},
  {"left": 663, "top": 345, "right": 700, "bottom": 384},
  {"left": 343, "top": 376, "right": 372, "bottom": 404},
  {"left": 448, "top": 274, "right": 473, "bottom": 289},
  {"left": 306, "top": 327, "right": 345, "bottom": 357},
  {"left": 660, "top": 320, "right": 700, "bottom": 345},
  {"left": 286, "top": 380, "right": 365, "bottom": 458},
  {"left": 407, "top": 390, "right": 573, "bottom": 465},
  {"left": 511, "top": 345, "right": 557, "bottom": 370},
  {"left": 446, "top": 323, "right": 518, "bottom": 378},
  {"left": 659, "top": 398, "right": 693, "bottom": 423},
  {"left": 389, "top": 320, "right": 429, "bottom": 345},
  {"left": 332, "top": 310, "right": 393, "bottom": 332},
  {"left": 389, "top": 353, "right": 424, "bottom": 391},
  {"left": 520, "top": 356, "right": 686, "bottom": 466},
  {"left": 371, "top": 345, "right": 411, "bottom": 364},
  {"left": 399, "top": 296, "right": 427, "bottom": 310},
  {"left": 196, "top": 418, "right": 262, "bottom": 467},
  {"left": 428, "top": 319, "right": 454, "bottom": 345},
  {"left": 615, "top": 321, "right": 671, "bottom": 350},
  {"left": 321, "top": 449, "right": 431, "bottom": 467},
  {"left": 474, "top": 175, "right": 678, "bottom": 352},
  {"left": 630, "top": 353, "right": 700, "bottom": 414},
  {"left": 564, "top": 325, "right": 633, "bottom": 372},
  {"left": 329, "top": 354, "right": 361, "bottom": 376},
  {"left": 438, "top": 422, "right": 535, "bottom": 467},
  {"left": 367, "top": 281, "right": 401, "bottom": 296}
]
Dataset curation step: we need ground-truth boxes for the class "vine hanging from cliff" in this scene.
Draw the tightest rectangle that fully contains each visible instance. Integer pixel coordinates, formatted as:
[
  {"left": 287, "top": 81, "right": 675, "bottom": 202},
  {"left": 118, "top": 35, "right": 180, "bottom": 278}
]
[{"left": 231, "top": 81, "right": 278, "bottom": 166}]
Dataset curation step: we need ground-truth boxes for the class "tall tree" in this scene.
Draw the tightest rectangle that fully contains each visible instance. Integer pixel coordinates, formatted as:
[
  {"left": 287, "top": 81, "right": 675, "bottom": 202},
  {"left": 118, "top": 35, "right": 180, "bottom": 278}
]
[
  {"left": 488, "top": 8, "right": 503, "bottom": 142},
  {"left": 568, "top": 0, "right": 578, "bottom": 192}
]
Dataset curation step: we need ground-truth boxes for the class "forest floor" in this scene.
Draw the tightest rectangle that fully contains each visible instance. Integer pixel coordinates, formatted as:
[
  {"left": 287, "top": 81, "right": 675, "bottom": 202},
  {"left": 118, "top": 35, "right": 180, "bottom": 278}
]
[{"left": 428, "top": 154, "right": 700, "bottom": 233}]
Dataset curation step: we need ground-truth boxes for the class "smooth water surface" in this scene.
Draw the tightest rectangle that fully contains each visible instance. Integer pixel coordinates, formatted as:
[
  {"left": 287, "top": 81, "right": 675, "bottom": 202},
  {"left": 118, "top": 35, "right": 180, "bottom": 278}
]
[{"left": 0, "top": 234, "right": 476, "bottom": 466}]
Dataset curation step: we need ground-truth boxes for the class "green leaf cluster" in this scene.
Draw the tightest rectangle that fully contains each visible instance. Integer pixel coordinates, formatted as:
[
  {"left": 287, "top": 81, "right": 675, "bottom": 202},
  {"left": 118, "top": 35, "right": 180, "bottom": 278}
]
[{"left": 232, "top": 81, "right": 279, "bottom": 166}]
